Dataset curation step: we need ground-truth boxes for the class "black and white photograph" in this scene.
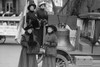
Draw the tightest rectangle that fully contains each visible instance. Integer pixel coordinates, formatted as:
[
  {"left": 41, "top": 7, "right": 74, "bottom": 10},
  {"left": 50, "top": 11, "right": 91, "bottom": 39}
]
[{"left": 0, "top": 0, "right": 100, "bottom": 67}]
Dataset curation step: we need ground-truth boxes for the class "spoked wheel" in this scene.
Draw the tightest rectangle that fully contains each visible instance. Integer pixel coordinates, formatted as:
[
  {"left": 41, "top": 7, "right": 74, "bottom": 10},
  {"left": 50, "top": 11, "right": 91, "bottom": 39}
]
[
  {"left": 56, "top": 54, "right": 69, "bottom": 67},
  {"left": 0, "top": 36, "right": 6, "bottom": 44},
  {"left": 37, "top": 54, "right": 69, "bottom": 67}
]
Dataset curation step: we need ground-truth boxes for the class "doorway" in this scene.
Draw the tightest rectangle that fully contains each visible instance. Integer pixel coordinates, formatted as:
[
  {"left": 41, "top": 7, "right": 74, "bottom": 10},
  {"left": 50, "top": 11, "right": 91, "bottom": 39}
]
[{"left": 5, "top": 0, "right": 13, "bottom": 12}]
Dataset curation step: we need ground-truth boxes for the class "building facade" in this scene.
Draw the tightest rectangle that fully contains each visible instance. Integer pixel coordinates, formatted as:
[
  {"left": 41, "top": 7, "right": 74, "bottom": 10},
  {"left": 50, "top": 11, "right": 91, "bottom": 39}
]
[{"left": 0, "top": 0, "right": 27, "bottom": 15}]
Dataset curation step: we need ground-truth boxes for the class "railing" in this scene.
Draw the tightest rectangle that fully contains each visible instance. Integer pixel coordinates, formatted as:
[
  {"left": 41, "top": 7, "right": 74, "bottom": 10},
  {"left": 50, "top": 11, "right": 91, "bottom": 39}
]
[
  {"left": 0, "top": 16, "right": 22, "bottom": 37},
  {"left": 15, "top": 15, "right": 24, "bottom": 43},
  {"left": 15, "top": 1, "right": 29, "bottom": 43}
]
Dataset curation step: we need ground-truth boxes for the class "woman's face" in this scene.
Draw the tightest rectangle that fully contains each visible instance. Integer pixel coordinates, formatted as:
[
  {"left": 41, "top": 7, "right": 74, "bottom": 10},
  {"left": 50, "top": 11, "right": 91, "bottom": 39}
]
[
  {"left": 47, "top": 27, "right": 53, "bottom": 33},
  {"left": 27, "top": 29, "right": 33, "bottom": 34},
  {"left": 40, "top": 5, "right": 45, "bottom": 9},
  {"left": 30, "top": 6, "right": 35, "bottom": 11}
]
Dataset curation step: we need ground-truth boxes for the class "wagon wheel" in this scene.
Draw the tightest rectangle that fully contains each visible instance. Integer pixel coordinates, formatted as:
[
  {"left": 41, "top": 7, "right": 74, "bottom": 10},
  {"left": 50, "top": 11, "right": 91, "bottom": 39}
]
[
  {"left": 0, "top": 36, "right": 6, "bottom": 44},
  {"left": 37, "top": 54, "right": 69, "bottom": 67},
  {"left": 56, "top": 54, "right": 69, "bottom": 67}
]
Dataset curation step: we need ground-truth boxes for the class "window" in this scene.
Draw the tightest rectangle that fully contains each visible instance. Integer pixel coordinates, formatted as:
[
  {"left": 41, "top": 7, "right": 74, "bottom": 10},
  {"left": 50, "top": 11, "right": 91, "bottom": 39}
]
[{"left": 5, "top": 1, "right": 13, "bottom": 12}]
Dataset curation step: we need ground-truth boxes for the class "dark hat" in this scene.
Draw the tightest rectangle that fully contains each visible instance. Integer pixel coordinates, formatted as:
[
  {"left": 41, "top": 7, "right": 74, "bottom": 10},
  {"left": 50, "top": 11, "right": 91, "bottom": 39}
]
[
  {"left": 39, "top": 1, "right": 46, "bottom": 7},
  {"left": 24, "top": 25, "right": 33, "bottom": 30},
  {"left": 27, "top": 3, "right": 36, "bottom": 10},
  {"left": 46, "top": 25, "right": 57, "bottom": 32}
]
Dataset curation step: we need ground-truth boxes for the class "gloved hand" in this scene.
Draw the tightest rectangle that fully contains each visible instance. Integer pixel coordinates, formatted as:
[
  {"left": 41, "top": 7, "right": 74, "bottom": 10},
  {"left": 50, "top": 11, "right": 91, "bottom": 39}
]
[{"left": 40, "top": 48, "right": 45, "bottom": 53}]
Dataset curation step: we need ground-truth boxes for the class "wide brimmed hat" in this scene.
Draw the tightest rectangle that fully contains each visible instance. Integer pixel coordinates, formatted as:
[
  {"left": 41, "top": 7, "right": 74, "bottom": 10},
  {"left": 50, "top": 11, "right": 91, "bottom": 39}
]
[
  {"left": 39, "top": 1, "right": 46, "bottom": 7},
  {"left": 27, "top": 3, "right": 36, "bottom": 10},
  {"left": 24, "top": 25, "right": 33, "bottom": 30},
  {"left": 46, "top": 25, "right": 57, "bottom": 32}
]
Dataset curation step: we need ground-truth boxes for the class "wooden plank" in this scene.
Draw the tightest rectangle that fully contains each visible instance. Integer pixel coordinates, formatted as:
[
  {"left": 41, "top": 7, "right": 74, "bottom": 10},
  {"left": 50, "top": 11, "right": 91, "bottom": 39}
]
[
  {"left": 69, "top": 50, "right": 100, "bottom": 56},
  {"left": 0, "top": 17, "right": 21, "bottom": 21}
]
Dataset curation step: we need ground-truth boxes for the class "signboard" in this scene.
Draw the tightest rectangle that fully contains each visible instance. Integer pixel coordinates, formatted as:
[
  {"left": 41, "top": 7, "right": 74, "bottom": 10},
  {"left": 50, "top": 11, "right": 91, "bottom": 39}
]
[{"left": 0, "top": 25, "right": 18, "bottom": 36}]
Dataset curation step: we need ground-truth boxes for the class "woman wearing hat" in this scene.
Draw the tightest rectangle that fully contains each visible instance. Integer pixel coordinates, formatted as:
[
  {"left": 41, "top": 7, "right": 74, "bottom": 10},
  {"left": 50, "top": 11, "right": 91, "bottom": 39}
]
[
  {"left": 36, "top": 1, "right": 48, "bottom": 46},
  {"left": 26, "top": 2, "right": 39, "bottom": 29},
  {"left": 42, "top": 25, "right": 57, "bottom": 67},
  {"left": 37, "top": 1, "right": 48, "bottom": 20},
  {"left": 18, "top": 25, "right": 40, "bottom": 67}
]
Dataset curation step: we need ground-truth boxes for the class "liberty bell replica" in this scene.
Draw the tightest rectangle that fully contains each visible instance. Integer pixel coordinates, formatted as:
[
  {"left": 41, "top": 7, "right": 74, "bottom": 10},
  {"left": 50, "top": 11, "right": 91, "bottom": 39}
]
[{"left": 56, "top": 23, "right": 74, "bottom": 51}]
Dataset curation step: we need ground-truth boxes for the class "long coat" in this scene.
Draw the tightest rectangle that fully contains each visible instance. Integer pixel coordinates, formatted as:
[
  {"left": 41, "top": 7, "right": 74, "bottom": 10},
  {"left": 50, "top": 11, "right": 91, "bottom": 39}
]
[
  {"left": 36, "top": 8, "right": 48, "bottom": 46},
  {"left": 26, "top": 11, "right": 39, "bottom": 29},
  {"left": 18, "top": 33, "right": 40, "bottom": 67},
  {"left": 42, "top": 33, "right": 57, "bottom": 67}
]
